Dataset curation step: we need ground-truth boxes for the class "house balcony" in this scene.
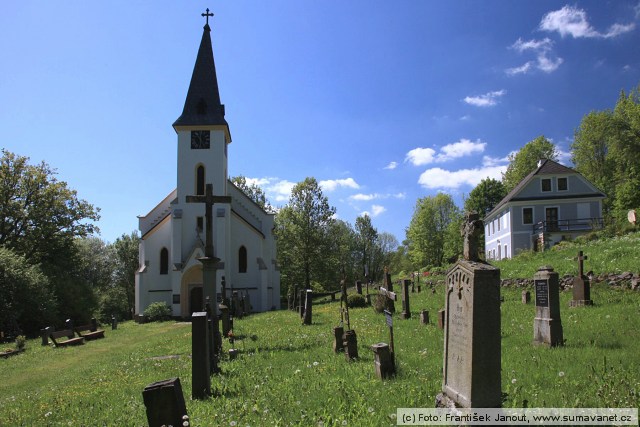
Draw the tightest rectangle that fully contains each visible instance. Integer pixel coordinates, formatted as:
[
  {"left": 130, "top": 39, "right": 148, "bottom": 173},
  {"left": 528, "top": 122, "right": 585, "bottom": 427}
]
[{"left": 532, "top": 217, "right": 604, "bottom": 235}]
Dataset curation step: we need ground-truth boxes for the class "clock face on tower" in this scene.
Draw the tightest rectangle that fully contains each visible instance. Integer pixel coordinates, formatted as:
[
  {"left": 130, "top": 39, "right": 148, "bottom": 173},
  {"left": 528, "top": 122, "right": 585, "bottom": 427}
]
[{"left": 191, "top": 130, "right": 210, "bottom": 149}]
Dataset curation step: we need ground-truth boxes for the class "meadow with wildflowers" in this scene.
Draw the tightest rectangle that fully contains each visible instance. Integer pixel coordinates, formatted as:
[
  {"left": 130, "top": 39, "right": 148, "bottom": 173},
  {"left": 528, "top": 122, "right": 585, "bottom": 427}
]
[{"left": 1, "top": 235, "right": 639, "bottom": 425}]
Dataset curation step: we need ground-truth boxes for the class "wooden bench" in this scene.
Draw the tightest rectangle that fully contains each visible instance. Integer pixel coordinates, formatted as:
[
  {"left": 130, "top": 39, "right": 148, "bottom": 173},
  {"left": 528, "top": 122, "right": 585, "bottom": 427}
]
[
  {"left": 74, "top": 324, "right": 105, "bottom": 341},
  {"left": 49, "top": 329, "right": 85, "bottom": 347}
]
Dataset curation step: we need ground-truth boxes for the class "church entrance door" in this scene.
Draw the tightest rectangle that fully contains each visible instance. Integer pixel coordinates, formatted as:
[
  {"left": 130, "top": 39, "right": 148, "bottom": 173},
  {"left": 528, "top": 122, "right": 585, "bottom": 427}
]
[{"left": 190, "top": 286, "right": 204, "bottom": 314}]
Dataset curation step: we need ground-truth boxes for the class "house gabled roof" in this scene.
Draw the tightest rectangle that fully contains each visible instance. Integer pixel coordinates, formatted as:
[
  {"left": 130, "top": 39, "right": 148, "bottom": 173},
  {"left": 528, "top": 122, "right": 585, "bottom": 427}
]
[{"left": 484, "top": 159, "right": 605, "bottom": 220}]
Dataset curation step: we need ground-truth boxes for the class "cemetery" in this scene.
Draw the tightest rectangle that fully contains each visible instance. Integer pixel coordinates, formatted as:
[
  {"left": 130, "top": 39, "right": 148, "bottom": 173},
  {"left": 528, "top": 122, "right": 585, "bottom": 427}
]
[
  {"left": 2, "top": 5, "right": 640, "bottom": 427},
  {"left": 2, "top": 233, "right": 640, "bottom": 425}
]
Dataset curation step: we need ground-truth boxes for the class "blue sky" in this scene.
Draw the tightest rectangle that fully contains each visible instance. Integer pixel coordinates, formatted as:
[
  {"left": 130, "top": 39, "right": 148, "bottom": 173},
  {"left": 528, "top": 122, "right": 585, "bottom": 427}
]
[{"left": 2, "top": 1, "right": 640, "bottom": 244}]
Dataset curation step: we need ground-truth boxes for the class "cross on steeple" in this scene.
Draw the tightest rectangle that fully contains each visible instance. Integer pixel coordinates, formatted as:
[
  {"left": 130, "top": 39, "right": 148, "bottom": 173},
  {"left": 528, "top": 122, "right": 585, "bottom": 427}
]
[{"left": 201, "top": 8, "right": 214, "bottom": 26}]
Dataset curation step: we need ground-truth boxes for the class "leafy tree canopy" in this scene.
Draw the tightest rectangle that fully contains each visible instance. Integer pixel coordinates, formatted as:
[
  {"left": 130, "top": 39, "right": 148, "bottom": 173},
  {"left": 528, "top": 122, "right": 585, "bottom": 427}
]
[
  {"left": 502, "top": 136, "right": 558, "bottom": 192},
  {"left": 230, "top": 175, "right": 274, "bottom": 213}
]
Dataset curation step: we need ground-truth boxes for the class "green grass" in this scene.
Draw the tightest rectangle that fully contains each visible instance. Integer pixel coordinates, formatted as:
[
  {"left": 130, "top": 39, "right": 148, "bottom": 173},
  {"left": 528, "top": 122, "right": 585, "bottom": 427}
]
[
  {"left": 1, "top": 284, "right": 639, "bottom": 426},
  {"left": 494, "top": 232, "right": 640, "bottom": 279}
]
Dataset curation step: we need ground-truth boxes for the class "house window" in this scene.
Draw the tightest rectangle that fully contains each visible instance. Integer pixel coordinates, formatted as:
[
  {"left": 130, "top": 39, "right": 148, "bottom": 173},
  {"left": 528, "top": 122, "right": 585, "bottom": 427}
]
[
  {"left": 196, "top": 165, "right": 205, "bottom": 195},
  {"left": 504, "top": 244, "right": 508, "bottom": 259},
  {"left": 557, "top": 177, "right": 568, "bottom": 191},
  {"left": 239, "top": 246, "right": 247, "bottom": 273},
  {"left": 541, "top": 178, "right": 552, "bottom": 192},
  {"left": 160, "top": 248, "right": 169, "bottom": 275},
  {"left": 491, "top": 221, "right": 495, "bottom": 234},
  {"left": 497, "top": 215, "right": 501, "bottom": 231},
  {"left": 523, "top": 207, "right": 533, "bottom": 225}
]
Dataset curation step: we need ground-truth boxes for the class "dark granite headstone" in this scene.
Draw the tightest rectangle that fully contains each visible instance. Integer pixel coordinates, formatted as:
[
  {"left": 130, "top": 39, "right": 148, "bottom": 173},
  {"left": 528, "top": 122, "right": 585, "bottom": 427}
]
[
  {"left": 41, "top": 327, "right": 50, "bottom": 346},
  {"left": 111, "top": 315, "right": 118, "bottom": 330},
  {"left": 191, "top": 312, "right": 211, "bottom": 399},
  {"left": 333, "top": 326, "right": 344, "bottom": 352},
  {"left": 401, "top": 279, "right": 411, "bottom": 319},
  {"left": 356, "top": 281, "right": 363, "bottom": 295},
  {"left": 142, "top": 377, "right": 188, "bottom": 427},
  {"left": 533, "top": 266, "right": 564, "bottom": 346},
  {"left": 343, "top": 329, "right": 358, "bottom": 361},
  {"left": 232, "top": 291, "right": 242, "bottom": 318},
  {"left": 299, "top": 289, "right": 305, "bottom": 319},
  {"left": 420, "top": 310, "right": 429, "bottom": 325},
  {"left": 219, "top": 303, "right": 231, "bottom": 336}
]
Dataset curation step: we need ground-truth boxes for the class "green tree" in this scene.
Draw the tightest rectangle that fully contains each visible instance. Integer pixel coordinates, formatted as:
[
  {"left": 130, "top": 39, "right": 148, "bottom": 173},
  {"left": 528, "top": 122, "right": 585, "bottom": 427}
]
[
  {"left": 443, "top": 211, "right": 464, "bottom": 263},
  {"left": 464, "top": 178, "right": 507, "bottom": 218},
  {"left": 0, "top": 247, "right": 57, "bottom": 337},
  {"left": 274, "top": 178, "right": 336, "bottom": 291},
  {"left": 406, "top": 193, "right": 460, "bottom": 268},
  {"left": 325, "top": 219, "right": 358, "bottom": 288},
  {"left": 0, "top": 149, "right": 100, "bottom": 264},
  {"left": 355, "top": 215, "right": 378, "bottom": 280},
  {"left": 502, "top": 136, "right": 558, "bottom": 192},
  {"left": 230, "top": 175, "right": 274, "bottom": 212}
]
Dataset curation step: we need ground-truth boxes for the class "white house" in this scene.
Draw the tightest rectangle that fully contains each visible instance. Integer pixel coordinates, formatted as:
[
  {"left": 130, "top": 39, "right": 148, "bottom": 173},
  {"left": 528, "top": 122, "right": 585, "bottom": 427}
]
[
  {"left": 484, "top": 159, "right": 605, "bottom": 260},
  {"left": 135, "top": 19, "right": 280, "bottom": 317}
]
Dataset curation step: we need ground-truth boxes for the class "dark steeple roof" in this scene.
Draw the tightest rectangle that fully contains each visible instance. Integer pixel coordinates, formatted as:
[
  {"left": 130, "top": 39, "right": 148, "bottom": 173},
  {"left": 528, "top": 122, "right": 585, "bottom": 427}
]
[{"left": 173, "top": 23, "right": 229, "bottom": 130}]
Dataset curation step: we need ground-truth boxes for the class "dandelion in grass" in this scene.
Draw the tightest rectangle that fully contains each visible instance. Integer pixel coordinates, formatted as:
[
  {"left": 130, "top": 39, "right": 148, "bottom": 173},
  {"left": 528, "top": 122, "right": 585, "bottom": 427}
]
[
  {"left": 313, "top": 361, "right": 319, "bottom": 366},
  {"left": 559, "top": 371, "right": 565, "bottom": 377},
  {"left": 368, "top": 407, "right": 375, "bottom": 414},
  {"left": 230, "top": 422, "right": 237, "bottom": 427},
  {"left": 45, "top": 412, "right": 52, "bottom": 418},
  {"left": 295, "top": 369, "right": 301, "bottom": 374},
  {"left": 512, "top": 378, "right": 517, "bottom": 384},
  {"left": 342, "top": 420, "right": 348, "bottom": 425}
]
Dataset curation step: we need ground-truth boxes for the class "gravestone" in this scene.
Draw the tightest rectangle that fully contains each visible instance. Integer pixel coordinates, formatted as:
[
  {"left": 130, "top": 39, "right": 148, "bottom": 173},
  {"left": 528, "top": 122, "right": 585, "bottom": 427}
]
[
  {"left": 533, "top": 266, "right": 564, "bottom": 347},
  {"left": 570, "top": 251, "right": 593, "bottom": 307},
  {"left": 244, "top": 291, "right": 252, "bottom": 315},
  {"left": 437, "top": 211, "right": 501, "bottom": 409},
  {"left": 111, "top": 315, "right": 118, "bottom": 330},
  {"left": 333, "top": 326, "right": 344, "bottom": 352},
  {"left": 437, "top": 309, "right": 445, "bottom": 330},
  {"left": 142, "top": 377, "right": 188, "bottom": 427},
  {"left": 191, "top": 312, "right": 211, "bottom": 399},
  {"left": 41, "top": 327, "right": 51, "bottom": 346},
  {"left": 356, "top": 281, "right": 363, "bottom": 295},
  {"left": 371, "top": 343, "right": 395, "bottom": 379},
  {"left": 401, "top": 279, "right": 411, "bottom": 319},
  {"left": 343, "top": 329, "right": 358, "bottom": 360},
  {"left": 232, "top": 291, "right": 242, "bottom": 318},
  {"left": 299, "top": 289, "right": 305, "bottom": 319},
  {"left": 302, "top": 289, "right": 313, "bottom": 325},
  {"left": 522, "top": 290, "right": 531, "bottom": 304},
  {"left": 219, "top": 302, "right": 231, "bottom": 336},
  {"left": 420, "top": 310, "right": 429, "bottom": 325}
]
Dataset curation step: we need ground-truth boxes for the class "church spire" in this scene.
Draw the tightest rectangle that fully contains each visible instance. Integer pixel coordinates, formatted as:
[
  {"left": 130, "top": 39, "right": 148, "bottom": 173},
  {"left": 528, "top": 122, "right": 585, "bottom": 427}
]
[{"left": 173, "top": 9, "right": 229, "bottom": 132}]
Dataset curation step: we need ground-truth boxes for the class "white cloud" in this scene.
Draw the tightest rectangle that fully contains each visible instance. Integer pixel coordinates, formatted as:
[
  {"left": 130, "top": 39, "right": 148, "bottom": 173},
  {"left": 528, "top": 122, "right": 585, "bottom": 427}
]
[
  {"left": 405, "top": 147, "right": 436, "bottom": 166},
  {"left": 266, "top": 179, "right": 296, "bottom": 202},
  {"left": 394, "top": 192, "right": 406, "bottom": 199},
  {"left": 540, "top": 5, "right": 635, "bottom": 39},
  {"left": 371, "top": 205, "right": 386, "bottom": 217},
  {"left": 463, "top": 90, "right": 506, "bottom": 107},
  {"left": 482, "top": 154, "right": 510, "bottom": 167},
  {"left": 417, "top": 165, "right": 507, "bottom": 190},
  {"left": 360, "top": 204, "right": 387, "bottom": 218},
  {"left": 383, "top": 161, "right": 398, "bottom": 170},
  {"left": 506, "top": 38, "right": 563, "bottom": 75},
  {"left": 319, "top": 178, "right": 360, "bottom": 192},
  {"left": 437, "top": 139, "right": 486, "bottom": 162},
  {"left": 351, "top": 193, "right": 378, "bottom": 201}
]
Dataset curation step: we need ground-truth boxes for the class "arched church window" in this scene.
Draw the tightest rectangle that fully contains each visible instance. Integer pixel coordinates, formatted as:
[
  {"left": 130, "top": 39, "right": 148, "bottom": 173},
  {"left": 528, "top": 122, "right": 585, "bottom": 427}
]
[
  {"left": 239, "top": 246, "right": 247, "bottom": 273},
  {"left": 196, "top": 165, "right": 205, "bottom": 195},
  {"left": 160, "top": 247, "right": 169, "bottom": 275}
]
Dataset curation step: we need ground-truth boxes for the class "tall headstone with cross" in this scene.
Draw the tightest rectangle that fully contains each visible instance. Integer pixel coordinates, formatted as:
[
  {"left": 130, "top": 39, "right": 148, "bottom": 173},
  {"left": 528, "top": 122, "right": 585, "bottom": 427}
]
[
  {"left": 570, "top": 251, "right": 593, "bottom": 307},
  {"left": 302, "top": 289, "right": 313, "bottom": 325},
  {"left": 186, "top": 183, "right": 231, "bottom": 374},
  {"left": 382, "top": 267, "right": 395, "bottom": 313},
  {"left": 436, "top": 211, "right": 501, "bottom": 409}
]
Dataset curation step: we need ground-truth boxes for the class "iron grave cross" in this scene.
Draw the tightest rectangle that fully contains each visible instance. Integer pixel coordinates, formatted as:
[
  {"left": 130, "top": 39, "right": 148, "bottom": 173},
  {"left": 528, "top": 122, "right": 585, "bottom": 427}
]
[
  {"left": 576, "top": 250, "right": 588, "bottom": 278},
  {"left": 186, "top": 184, "right": 231, "bottom": 259},
  {"left": 201, "top": 8, "right": 214, "bottom": 26}
]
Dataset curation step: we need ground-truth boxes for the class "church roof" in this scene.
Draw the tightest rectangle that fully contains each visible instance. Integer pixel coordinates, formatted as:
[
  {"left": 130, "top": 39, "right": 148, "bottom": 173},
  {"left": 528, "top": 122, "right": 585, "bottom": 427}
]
[{"left": 173, "top": 23, "right": 229, "bottom": 129}]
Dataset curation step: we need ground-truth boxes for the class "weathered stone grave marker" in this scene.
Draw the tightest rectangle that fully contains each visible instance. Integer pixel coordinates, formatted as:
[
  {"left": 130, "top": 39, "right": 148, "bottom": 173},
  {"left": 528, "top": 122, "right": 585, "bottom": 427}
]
[
  {"left": 356, "top": 280, "right": 363, "bottom": 295},
  {"left": 142, "top": 377, "right": 188, "bottom": 427},
  {"left": 437, "top": 212, "right": 501, "bottom": 408},
  {"left": 401, "top": 279, "right": 411, "bottom": 319},
  {"left": 111, "top": 315, "right": 118, "bottom": 330},
  {"left": 340, "top": 278, "right": 358, "bottom": 360},
  {"left": 570, "top": 251, "right": 593, "bottom": 307},
  {"left": 533, "top": 266, "right": 564, "bottom": 346},
  {"left": 299, "top": 289, "right": 305, "bottom": 319},
  {"left": 522, "top": 290, "right": 531, "bottom": 304},
  {"left": 420, "top": 310, "right": 429, "bottom": 325},
  {"left": 437, "top": 309, "right": 445, "bottom": 329}
]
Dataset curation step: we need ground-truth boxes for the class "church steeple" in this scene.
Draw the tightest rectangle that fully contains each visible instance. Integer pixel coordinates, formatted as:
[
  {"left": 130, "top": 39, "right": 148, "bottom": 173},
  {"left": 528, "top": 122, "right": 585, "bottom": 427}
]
[{"left": 173, "top": 10, "right": 230, "bottom": 135}]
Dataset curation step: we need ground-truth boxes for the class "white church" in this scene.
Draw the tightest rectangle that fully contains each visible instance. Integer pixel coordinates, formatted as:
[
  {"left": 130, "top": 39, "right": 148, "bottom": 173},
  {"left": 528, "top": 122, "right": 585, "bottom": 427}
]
[{"left": 135, "top": 16, "right": 280, "bottom": 318}]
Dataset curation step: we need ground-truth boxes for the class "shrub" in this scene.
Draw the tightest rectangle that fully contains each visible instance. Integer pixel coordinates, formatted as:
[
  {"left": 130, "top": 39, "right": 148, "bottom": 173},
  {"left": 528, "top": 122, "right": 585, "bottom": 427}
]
[
  {"left": 15, "top": 335, "right": 25, "bottom": 350},
  {"left": 347, "top": 294, "right": 366, "bottom": 308},
  {"left": 143, "top": 302, "right": 171, "bottom": 322}
]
